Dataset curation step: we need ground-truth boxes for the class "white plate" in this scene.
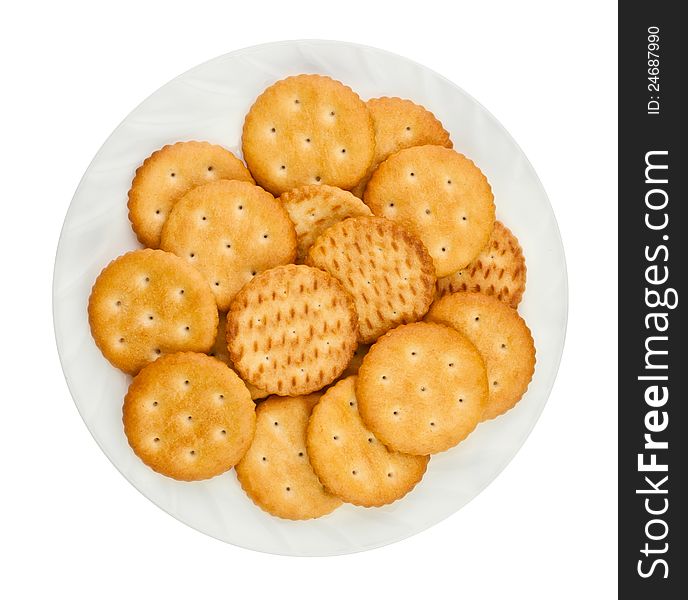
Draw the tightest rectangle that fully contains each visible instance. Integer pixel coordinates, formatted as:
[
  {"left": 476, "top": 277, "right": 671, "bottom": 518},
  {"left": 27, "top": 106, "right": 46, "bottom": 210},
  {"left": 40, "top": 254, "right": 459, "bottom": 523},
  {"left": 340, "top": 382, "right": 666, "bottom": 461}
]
[{"left": 53, "top": 40, "right": 567, "bottom": 556}]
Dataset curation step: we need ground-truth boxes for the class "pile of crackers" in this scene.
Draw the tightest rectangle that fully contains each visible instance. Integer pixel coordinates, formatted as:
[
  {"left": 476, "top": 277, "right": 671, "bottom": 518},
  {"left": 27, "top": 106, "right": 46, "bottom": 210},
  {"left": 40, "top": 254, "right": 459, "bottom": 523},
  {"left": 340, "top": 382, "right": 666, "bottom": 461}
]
[{"left": 88, "top": 74, "right": 535, "bottom": 519}]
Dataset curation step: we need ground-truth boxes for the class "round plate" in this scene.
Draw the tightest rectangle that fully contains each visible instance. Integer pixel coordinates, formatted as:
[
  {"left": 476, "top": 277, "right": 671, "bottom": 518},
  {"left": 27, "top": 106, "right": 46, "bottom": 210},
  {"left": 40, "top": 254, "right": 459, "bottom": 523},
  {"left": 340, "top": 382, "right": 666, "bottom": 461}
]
[{"left": 53, "top": 40, "right": 567, "bottom": 556}]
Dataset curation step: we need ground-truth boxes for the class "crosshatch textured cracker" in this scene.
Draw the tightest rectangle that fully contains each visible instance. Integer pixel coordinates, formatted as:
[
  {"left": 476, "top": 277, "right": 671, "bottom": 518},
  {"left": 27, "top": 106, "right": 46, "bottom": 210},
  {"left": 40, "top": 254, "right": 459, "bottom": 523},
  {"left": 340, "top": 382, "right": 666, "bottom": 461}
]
[
  {"left": 226, "top": 264, "right": 358, "bottom": 396},
  {"left": 306, "top": 216, "right": 436, "bottom": 343}
]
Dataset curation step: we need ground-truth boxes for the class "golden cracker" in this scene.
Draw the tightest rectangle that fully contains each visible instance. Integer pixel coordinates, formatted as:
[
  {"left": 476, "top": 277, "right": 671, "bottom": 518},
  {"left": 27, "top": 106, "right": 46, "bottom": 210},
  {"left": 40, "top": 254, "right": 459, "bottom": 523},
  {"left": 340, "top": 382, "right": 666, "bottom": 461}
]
[
  {"left": 160, "top": 180, "right": 296, "bottom": 311},
  {"left": 88, "top": 249, "right": 218, "bottom": 375},
  {"left": 227, "top": 264, "right": 358, "bottom": 396},
  {"left": 352, "top": 97, "right": 452, "bottom": 197},
  {"left": 357, "top": 322, "right": 488, "bottom": 455},
  {"left": 280, "top": 184, "right": 372, "bottom": 262},
  {"left": 209, "top": 313, "right": 269, "bottom": 401},
  {"left": 307, "top": 376, "right": 429, "bottom": 507},
  {"left": 123, "top": 352, "right": 256, "bottom": 481},
  {"left": 437, "top": 221, "right": 526, "bottom": 308},
  {"left": 426, "top": 292, "right": 535, "bottom": 420},
  {"left": 364, "top": 145, "right": 495, "bottom": 277},
  {"left": 306, "top": 216, "right": 436, "bottom": 343},
  {"left": 242, "top": 75, "right": 375, "bottom": 195},
  {"left": 128, "top": 141, "right": 254, "bottom": 248},
  {"left": 236, "top": 394, "right": 342, "bottom": 520}
]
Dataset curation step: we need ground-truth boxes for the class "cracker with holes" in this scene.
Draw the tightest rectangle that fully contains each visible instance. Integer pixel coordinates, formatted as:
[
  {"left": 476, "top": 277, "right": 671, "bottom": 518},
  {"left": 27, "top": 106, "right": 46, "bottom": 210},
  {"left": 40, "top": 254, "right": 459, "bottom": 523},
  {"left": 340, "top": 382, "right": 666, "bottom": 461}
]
[
  {"left": 209, "top": 314, "right": 269, "bottom": 401},
  {"left": 351, "top": 97, "right": 452, "bottom": 197},
  {"left": 242, "top": 75, "right": 375, "bottom": 195},
  {"left": 307, "top": 376, "right": 429, "bottom": 507},
  {"left": 128, "top": 141, "right": 254, "bottom": 248},
  {"left": 236, "top": 394, "right": 342, "bottom": 519},
  {"left": 88, "top": 249, "right": 218, "bottom": 375},
  {"left": 123, "top": 352, "right": 256, "bottom": 481},
  {"left": 437, "top": 221, "right": 526, "bottom": 308},
  {"left": 160, "top": 180, "right": 296, "bottom": 311},
  {"left": 306, "top": 216, "right": 436, "bottom": 343},
  {"left": 364, "top": 145, "right": 495, "bottom": 277},
  {"left": 426, "top": 293, "right": 535, "bottom": 421},
  {"left": 227, "top": 264, "right": 358, "bottom": 396},
  {"left": 280, "top": 184, "right": 372, "bottom": 262},
  {"left": 357, "top": 322, "right": 488, "bottom": 455}
]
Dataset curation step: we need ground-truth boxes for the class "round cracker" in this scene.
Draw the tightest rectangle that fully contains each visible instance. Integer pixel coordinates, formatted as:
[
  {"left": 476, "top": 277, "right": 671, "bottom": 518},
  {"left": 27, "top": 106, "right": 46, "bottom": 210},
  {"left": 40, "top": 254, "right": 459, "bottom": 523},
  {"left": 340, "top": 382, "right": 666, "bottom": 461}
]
[
  {"left": 306, "top": 216, "right": 436, "bottom": 343},
  {"left": 280, "top": 184, "right": 372, "bottom": 262},
  {"left": 123, "top": 352, "right": 256, "bottom": 481},
  {"left": 242, "top": 75, "right": 375, "bottom": 195},
  {"left": 160, "top": 180, "right": 296, "bottom": 311},
  {"left": 128, "top": 141, "right": 254, "bottom": 248},
  {"left": 426, "top": 292, "right": 536, "bottom": 420},
  {"left": 209, "top": 313, "right": 269, "bottom": 401},
  {"left": 357, "top": 322, "right": 488, "bottom": 455},
  {"left": 351, "top": 97, "right": 452, "bottom": 197},
  {"left": 226, "top": 264, "right": 358, "bottom": 396},
  {"left": 437, "top": 221, "right": 526, "bottom": 308},
  {"left": 364, "top": 145, "right": 495, "bottom": 277},
  {"left": 307, "top": 377, "right": 429, "bottom": 507},
  {"left": 88, "top": 249, "right": 218, "bottom": 375},
  {"left": 236, "top": 394, "right": 342, "bottom": 520}
]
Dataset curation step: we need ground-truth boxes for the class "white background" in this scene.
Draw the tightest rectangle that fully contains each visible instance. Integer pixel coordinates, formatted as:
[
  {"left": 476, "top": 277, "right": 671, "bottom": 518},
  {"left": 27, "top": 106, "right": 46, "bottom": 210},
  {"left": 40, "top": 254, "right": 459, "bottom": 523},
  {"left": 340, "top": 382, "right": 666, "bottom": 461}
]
[{"left": 0, "top": 1, "right": 617, "bottom": 598}]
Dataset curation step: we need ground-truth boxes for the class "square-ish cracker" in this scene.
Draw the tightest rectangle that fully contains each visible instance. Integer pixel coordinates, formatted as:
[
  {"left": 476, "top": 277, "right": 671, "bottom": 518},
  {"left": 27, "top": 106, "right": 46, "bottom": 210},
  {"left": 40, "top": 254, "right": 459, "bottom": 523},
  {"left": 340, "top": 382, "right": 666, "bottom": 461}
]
[
  {"left": 242, "top": 75, "right": 375, "bottom": 195},
  {"left": 128, "top": 141, "right": 254, "bottom": 248}
]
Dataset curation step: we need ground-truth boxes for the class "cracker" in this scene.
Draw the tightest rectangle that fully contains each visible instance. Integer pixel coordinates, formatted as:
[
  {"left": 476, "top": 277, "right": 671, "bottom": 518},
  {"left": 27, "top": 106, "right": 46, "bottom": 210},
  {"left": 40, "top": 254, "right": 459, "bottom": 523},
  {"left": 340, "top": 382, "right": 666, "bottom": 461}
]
[
  {"left": 426, "top": 292, "right": 535, "bottom": 420},
  {"left": 307, "top": 376, "right": 429, "bottom": 507},
  {"left": 160, "top": 180, "right": 296, "bottom": 311},
  {"left": 280, "top": 184, "right": 372, "bottom": 262},
  {"left": 242, "top": 75, "right": 375, "bottom": 195},
  {"left": 364, "top": 145, "right": 495, "bottom": 277},
  {"left": 357, "top": 322, "right": 488, "bottom": 455},
  {"left": 123, "top": 352, "right": 256, "bottom": 481},
  {"left": 236, "top": 394, "right": 342, "bottom": 519},
  {"left": 88, "top": 249, "right": 218, "bottom": 375},
  {"left": 437, "top": 221, "right": 526, "bottom": 308},
  {"left": 128, "top": 141, "right": 254, "bottom": 248},
  {"left": 209, "top": 313, "right": 269, "bottom": 401},
  {"left": 351, "top": 97, "right": 452, "bottom": 197},
  {"left": 226, "top": 264, "right": 358, "bottom": 396},
  {"left": 306, "top": 216, "right": 436, "bottom": 343}
]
